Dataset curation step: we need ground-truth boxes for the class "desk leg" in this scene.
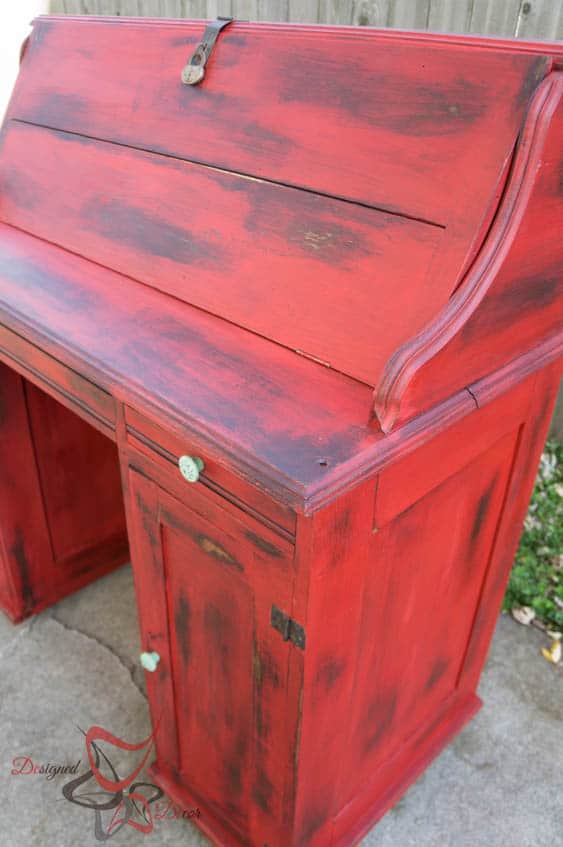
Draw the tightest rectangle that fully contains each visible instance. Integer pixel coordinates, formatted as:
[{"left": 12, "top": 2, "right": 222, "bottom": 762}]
[{"left": 0, "top": 363, "right": 129, "bottom": 622}]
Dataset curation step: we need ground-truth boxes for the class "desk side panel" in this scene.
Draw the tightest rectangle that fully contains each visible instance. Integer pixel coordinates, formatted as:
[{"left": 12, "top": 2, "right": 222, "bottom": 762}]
[
  {"left": 294, "top": 368, "right": 556, "bottom": 847},
  {"left": 0, "top": 364, "right": 128, "bottom": 621},
  {"left": 374, "top": 72, "right": 563, "bottom": 430}
]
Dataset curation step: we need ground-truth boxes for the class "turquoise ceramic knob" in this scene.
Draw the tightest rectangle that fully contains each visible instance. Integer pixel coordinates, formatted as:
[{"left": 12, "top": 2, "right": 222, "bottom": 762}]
[
  {"left": 178, "top": 455, "right": 205, "bottom": 483},
  {"left": 140, "top": 651, "right": 160, "bottom": 672}
]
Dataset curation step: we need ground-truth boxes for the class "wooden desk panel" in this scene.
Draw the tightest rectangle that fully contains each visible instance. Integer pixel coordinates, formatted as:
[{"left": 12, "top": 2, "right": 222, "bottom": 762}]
[
  {"left": 0, "top": 17, "right": 561, "bottom": 847},
  {"left": 0, "top": 364, "right": 128, "bottom": 622}
]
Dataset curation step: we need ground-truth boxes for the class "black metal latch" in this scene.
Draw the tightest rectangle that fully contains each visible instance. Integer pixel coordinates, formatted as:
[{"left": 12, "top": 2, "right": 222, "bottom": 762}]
[
  {"left": 181, "top": 17, "right": 234, "bottom": 86},
  {"left": 271, "top": 605, "right": 306, "bottom": 650}
]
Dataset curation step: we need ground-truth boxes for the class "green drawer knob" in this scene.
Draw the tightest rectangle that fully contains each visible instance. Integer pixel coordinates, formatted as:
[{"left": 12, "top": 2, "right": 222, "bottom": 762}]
[
  {"left": 140, "top": 651, "right": 160, "bottom": 672},
  {"left": 178, "top": 455, "right": 205, "bottom": 483}
]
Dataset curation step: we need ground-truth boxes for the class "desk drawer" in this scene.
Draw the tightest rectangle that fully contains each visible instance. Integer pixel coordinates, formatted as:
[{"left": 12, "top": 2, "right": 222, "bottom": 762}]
[
  {"left": 125, "top": 407, "right": 296, "bottom": 539},
  {"left": 0, "top": 324, "right": 115, "bottom": 434}
]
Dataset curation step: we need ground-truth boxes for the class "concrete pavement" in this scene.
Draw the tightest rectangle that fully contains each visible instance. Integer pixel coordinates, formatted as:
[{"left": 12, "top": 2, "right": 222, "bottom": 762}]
[{"left": 0, "top": 565, "right": 560, "bottom": 846}]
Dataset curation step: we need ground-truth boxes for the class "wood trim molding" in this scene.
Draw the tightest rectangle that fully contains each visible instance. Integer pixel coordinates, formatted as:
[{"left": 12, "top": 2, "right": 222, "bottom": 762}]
[{"left": 372, "top": 72, "right": 562, "bottom": 433}]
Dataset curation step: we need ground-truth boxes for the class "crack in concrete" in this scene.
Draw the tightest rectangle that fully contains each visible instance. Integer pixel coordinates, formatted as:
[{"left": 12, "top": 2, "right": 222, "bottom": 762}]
[
  {"left": 49, "top": 612, "right": 147, "bottom": 701},
  {"left": 0, "top": 622, "right": 34, "bottom": 661}
]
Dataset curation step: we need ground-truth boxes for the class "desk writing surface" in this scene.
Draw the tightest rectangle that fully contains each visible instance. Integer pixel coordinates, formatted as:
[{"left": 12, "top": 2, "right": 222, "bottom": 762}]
[{"left": 0, "top": 223, "right": 380, "bottom": 498}]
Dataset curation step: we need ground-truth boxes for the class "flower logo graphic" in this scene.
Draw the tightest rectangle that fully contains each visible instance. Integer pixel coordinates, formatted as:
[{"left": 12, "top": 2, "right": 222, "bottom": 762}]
[{"left": 62, "top": 723, "right": 163, "bottom": 841}]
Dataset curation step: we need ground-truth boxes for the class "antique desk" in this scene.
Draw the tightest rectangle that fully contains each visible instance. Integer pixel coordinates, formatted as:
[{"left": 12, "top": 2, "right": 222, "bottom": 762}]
[{"left": 0, "top": 15, "right": 561, "bottom": 847}]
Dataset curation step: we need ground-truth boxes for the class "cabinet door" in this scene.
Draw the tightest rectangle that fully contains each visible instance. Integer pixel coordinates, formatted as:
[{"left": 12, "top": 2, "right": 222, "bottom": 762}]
[
  {"left": 127, "top": 468, "right": 299, "bottom": 846},
  {"left": 0, "top": 363, "right": 127, "bottom": 621}
]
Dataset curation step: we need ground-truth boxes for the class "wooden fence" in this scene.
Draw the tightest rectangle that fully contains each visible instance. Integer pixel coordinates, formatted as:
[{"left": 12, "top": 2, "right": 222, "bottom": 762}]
[{"left": 50, "top": 1, "right": 563, "bottom": 40}]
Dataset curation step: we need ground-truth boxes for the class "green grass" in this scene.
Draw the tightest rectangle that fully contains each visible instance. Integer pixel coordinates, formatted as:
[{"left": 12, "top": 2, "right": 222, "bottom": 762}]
[{"left": 503, "top": 440, "right": 563, "bottom": 632}]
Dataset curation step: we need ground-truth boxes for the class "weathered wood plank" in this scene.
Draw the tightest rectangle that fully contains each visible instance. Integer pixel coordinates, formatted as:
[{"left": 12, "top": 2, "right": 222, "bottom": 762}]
[
  {"left": 387, "top": 0, "right": 431, "bottom": 30},
  {"left": 257, "top": 0, "right": 289, "bottom": 21},
  {"left": 112, "top": 0, "right": 142, "bottom": 16},
  {"left": 54, "top": 0, "right": 563, "bottom": 40},
  {"left": 467, "top": 0, "right": 522, "bottom": 35},
  {"left": 515, "top": 0, "right": 563, "bottom": 40},
  {"left": 157, "top": 0, "right": 184, "bottom": 17},
  {"left": 427, "top": 0, "right": 472, "bottom": 33},
  {"left": 318, "top": 0, "right": 354, "bottom": 25},
  {"left": 288, "top": 0, "right": 319, "bottom": 23},
  {"left": 0, "top": 121, "right": 444, "bottom": 388},
  {"left": 233, "top": 0, "right": 259, "bottom": 20},
  {"left": 351, "top": 0, "right": 391, "bottom": 27},
  {"left": 207, "top": 0, "right": 233, "bottom": 18}
]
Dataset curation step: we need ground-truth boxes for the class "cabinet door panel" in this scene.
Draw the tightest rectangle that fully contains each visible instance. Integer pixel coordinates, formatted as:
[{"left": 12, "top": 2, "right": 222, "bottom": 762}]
[
  {"left": 342, "top": 428, "right": 520, "bottom": 797},
  {"left": 163, "top": 519, "right": 255, "bottom": 828},
  {"left": 127, "top": 469, "right": 298, "bottom": 845}
]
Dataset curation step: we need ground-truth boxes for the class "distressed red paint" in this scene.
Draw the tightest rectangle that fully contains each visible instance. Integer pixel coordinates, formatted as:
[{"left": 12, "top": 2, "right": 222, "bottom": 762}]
[{"left": 0, "top": 15, "right": 561, "bottom": 847}]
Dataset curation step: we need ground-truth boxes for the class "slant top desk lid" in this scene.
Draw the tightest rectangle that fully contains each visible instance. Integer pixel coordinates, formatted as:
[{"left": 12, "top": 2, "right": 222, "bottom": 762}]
[
  {"left": 0, "top": 17, "right": 561, "bottom": 504},
  {"left": 2, "top": 17, "right": 558, "bottom": 385}
]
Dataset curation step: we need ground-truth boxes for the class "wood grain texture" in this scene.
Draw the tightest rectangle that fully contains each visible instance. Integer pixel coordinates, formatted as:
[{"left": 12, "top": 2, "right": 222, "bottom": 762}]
[
  {"left": 7, "top": 16, "right": 553, "bottom": 310},
  {"left": 0, "top": 217, "right": 559, "bottom": 512},
  {"left": 0, "top": 322, "right": 116, "bottom": 437},
  {"left": 0, "top": 221, "right": 378, "bottom": 502},
  {"left": 125, "top": 406, "right": 296, "bottom": 534},
  {"left": 469, "top": 0, "right": 523, "bottom": 36},
  {"left": 0, "top": 365, "right": 128, "bottom": 622},
  {"left": 0, "top": 121, "right": 443, "bottom": 387},
  {"left": 54, "top": 0, "right": 563, "bottom": 38},
  {"left": 126, "top": 468, "right": 300, "bottom": 846},
  {"left": 0, "top": 363, "right": 54, "bottom": 621},
  {"left": 515, "top": 0, "right": 563, "bottom": 40},
  {"left": 289, "top": 372, "right": 560, "bottom": 847},
  {"left": 0, "top": 20, "right": 561, "bottom": 846}
]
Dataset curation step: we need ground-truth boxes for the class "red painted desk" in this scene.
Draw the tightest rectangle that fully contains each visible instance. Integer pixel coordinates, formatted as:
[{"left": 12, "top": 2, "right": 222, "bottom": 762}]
[{"left": 0, "top": 15, "right": 561, "bottom": 847}]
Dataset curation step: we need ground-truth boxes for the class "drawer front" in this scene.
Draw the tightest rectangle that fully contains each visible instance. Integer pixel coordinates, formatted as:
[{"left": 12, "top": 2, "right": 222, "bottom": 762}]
[
  {"left": 125, "top": 406, "right": 296, "bottom": 538},
  {"left": 0, "top": 323, "right": 115, "bottom": 435}
]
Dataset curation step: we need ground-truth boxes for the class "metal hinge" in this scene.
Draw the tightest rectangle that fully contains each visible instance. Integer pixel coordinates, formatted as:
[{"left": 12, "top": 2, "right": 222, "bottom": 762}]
[
  {"left": 271, "top": 605, "right": 306, "bottom": 650},
  {"left": 181, "top": 17, "right": 234, "bottom": 86}
]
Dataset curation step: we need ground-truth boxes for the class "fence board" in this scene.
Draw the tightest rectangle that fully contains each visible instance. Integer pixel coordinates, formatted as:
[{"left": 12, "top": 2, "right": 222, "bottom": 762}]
[
  {"left": 233, "top": 0, "right": 258, "bottom": 20},
  {"left": 207, "top": 0, "right": 233, "bottom": 16},
  {"left": 351, "top": 0, "right": 391, "bottom": 27},
  {"left": 289, "top": 0, "right": 319, "bottom": 23},
  {"left": 427, "top": 0, "right": 472, "bottom": 33},
  {"left": 112, "top": 1, "right": 142, "bottom": 15},
  {"left": 515, "top": 0, "right": 563, "bottom": 40},
  {"left": 53, "top": 0, "right": 563, "bottom": 37},
  {"left": 318, "top": 0, "right": 353, "bottom": 24},
  {"left": 258, "top": 0, "right": 289, "bottom": 20},
  {"left": 468, "top": 0, "right": 522, "bottom": 35},
  {"left": 387, "top": 0, "right": 431, "bottom": 30}
]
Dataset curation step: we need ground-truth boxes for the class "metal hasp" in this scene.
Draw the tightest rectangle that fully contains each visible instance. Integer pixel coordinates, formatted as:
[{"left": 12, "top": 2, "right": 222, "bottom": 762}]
[
  {"left": 181, "top": 17, "right": 234, "bottom": 86},
  {"left": 271, "top": 605, "right": 306, "bottom": 650}
]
